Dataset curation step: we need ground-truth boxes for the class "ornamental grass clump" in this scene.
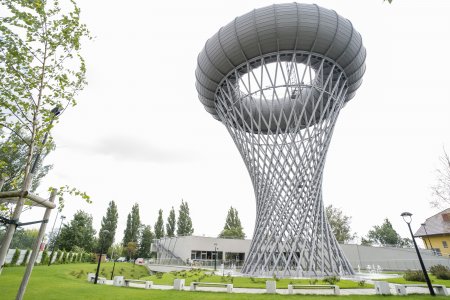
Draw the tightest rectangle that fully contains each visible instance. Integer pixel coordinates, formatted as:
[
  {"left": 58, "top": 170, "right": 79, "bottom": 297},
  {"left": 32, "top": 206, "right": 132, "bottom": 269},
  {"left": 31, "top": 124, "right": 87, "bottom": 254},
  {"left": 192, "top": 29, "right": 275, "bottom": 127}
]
[
  {"left": 430, "top": 264, "right": 450, "bottom": 280},
  {"left": 403, "top": 270, "right": 426, "bottom": 282}
]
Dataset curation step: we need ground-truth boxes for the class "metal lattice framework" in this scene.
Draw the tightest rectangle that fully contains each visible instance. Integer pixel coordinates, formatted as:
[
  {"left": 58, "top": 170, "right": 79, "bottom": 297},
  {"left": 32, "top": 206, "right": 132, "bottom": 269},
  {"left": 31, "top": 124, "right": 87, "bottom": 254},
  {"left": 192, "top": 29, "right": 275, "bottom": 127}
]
[
  {"left": 215, "top": 52, "right": 353, "bottom": 277},
  {"left": 195, "top": 2, "right": 366, "bottom": 278}
]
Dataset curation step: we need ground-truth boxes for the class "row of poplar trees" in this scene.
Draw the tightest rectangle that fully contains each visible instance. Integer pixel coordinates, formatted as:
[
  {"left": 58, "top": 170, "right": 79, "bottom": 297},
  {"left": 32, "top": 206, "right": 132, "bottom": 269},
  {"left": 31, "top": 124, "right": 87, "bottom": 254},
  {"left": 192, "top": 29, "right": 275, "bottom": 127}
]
[
  {"left": 54, "top": 201, "right": 246, "bottom": 259},
  {"left": 121, "top": 200, "right": 194, "bottom": 259}
]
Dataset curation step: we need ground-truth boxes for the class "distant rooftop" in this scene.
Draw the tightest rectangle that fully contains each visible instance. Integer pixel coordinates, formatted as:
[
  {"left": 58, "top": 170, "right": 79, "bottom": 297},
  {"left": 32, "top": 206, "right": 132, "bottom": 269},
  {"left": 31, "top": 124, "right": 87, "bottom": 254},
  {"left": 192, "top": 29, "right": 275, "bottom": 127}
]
[{"left": 415, "top": 208, "right": 450, "bottom": 237}]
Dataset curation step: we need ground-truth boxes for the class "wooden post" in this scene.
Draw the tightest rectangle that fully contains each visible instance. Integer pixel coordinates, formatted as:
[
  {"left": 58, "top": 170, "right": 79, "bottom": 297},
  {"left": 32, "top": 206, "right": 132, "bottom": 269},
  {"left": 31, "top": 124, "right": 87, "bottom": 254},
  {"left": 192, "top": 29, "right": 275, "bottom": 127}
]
[
  {"left": 0, "top": 179, "right": 4, "bottom": 191},
  {"left": 0, "top": 175, "right": 32, "bottom": 275},
  {"left": 16, "top": 189, "right": 56, "bottom": 300}
]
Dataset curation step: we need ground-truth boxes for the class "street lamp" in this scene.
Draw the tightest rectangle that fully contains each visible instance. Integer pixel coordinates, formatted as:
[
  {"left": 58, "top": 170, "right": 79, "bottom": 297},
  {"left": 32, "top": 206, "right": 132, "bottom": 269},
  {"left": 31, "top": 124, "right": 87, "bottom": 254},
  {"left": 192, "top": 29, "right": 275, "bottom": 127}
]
[
  {"left": 213, "top": 243, "right": 218, "bottom": 271},
  {"left": 421, "top": 223, "right": 434, "bottom": 254},
  {"left": 110, "top": 248, "right": 116, "bottom": 280},
  {"left": 401, "top": 212, "right": 435, "bottom": 296},
  {"left": 48, "top": 215, "right": 66, "bottom": 266},
  {"left": 94, "top": 230, "right": 110, "bottom": 284}
]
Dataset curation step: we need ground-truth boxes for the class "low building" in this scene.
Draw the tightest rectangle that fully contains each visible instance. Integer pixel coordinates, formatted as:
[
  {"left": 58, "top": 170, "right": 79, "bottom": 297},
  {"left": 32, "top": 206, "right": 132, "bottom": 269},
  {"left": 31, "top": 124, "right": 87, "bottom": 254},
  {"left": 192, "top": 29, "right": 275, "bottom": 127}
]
[
  {"left": 151, "top": 235, "right": 450, "bottom": 272},
  {"left": 415, "top": 208, "right": 450, "bottom": 256},
  {"left": 151, "top": 236, "right": 251, "bottom": 268}
]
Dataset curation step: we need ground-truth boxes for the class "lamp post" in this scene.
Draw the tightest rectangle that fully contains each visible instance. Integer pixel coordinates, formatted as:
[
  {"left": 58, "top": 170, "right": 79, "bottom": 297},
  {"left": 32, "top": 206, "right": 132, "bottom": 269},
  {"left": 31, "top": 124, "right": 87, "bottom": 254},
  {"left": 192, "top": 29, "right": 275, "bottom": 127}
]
[
  {"left": 110, "top": 248, "right": 116, "bottom": 280},
  {"left": 94, "top": 230, "right": 110, "bottom": 284},
  {"left": 47, "top": 211, "right": 60, "bottom": 250},
  {"left": 401, "top": 212, "right": 435, "bottom": 296},
  {"left": 213, "top": 243, "right": 218, "bottom": 271},
  {"left": 48, "top": 215, "right": 65, "bottom": 266},
  {"left": 421, "top": 223, "right": 434, "bottom": 254}
]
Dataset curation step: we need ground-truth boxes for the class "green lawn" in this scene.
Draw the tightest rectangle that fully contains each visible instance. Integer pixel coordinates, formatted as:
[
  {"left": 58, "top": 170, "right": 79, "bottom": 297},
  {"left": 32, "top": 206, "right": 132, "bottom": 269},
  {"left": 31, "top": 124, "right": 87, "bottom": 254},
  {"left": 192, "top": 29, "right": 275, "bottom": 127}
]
[
  {"left": 0, "top": 263, "right": 444, "bottom": 300},
  {"left": 377, "top": 274, "right": 450, "bottom": 288},
  {"left": 142, "top": 269, "right": 372, "bottom": 289}
]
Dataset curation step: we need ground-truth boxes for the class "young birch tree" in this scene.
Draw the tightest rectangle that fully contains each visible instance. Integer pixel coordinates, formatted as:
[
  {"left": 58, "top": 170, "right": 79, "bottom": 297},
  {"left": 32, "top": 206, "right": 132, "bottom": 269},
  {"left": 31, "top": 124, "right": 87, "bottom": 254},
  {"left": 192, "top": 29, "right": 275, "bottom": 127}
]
[
  {"left": 0, "top": 0, "right": 90, "bottom": 272},
  {"left": 430, "top": 148, "right": 450, "bottom": 209}
]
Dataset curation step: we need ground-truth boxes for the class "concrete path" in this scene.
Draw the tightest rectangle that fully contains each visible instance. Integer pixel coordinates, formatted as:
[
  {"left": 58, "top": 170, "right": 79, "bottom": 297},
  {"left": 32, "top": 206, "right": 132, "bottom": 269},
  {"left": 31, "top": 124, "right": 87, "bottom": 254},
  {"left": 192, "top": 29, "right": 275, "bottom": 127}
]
[{"left": 101, "top": 280, "right": 445, "bottom": 295}]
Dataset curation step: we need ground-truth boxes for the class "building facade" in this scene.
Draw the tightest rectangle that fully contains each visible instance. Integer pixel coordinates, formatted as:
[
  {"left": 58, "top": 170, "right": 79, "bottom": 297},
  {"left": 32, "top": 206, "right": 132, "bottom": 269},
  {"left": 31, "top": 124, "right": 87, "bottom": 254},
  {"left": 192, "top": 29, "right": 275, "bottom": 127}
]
[
  {"left": 152, "top": 235, "right": 450, "bottom": 273},
  {"left": 415, "top": 208, "right": 450, "bottom": 256}
]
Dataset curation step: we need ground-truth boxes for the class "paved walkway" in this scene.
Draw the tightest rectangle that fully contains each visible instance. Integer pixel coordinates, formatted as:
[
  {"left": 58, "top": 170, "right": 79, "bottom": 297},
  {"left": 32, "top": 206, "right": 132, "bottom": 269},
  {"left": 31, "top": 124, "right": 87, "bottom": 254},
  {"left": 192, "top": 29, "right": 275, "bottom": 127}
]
[{"left": 114, "top": 282, "right": 443, "bottom": 295}]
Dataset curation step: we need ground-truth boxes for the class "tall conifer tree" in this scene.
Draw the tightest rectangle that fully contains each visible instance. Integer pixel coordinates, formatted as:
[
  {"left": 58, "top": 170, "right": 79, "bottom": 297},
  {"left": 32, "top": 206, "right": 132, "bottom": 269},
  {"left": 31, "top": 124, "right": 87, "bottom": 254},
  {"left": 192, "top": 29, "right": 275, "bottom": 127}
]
[
  {"left": 166, "top": 207, "right": 176, "bottom": 237},
  {"left": 218, "top": 206, "right": 245, "bottom": 239},
  {"left": 154, "top": 209, "right": 165, "bottom": 239},
  {"left": 122, "top": 203, "right": 141, "bottom": 246},
  {"left": 99, "top": 201, "right": 118, "bottom": 250},
  {"left": 138, "top": 225, "right": 154, "bottom": 258},
  {"left": 176, "top": 200, "right": 194, "bottom": 236}
]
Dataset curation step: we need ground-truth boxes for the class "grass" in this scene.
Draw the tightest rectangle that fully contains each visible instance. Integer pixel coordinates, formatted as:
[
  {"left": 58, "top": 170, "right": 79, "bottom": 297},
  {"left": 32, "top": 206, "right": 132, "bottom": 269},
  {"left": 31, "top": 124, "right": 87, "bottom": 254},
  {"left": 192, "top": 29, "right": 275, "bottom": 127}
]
[
  {"left": 377, "top": 274, "right": 450, "bottom": 288},
  {"left": 142, "top": 269, "right": 372, "bottom": 289},
  {"left": 0, "top": 263, "right": 445, "bottom": 300}
]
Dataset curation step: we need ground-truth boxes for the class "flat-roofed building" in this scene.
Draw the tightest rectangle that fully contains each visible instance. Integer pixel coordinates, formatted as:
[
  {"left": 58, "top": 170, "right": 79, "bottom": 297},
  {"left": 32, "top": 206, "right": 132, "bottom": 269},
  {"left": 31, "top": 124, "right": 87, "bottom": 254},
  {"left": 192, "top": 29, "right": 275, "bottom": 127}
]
[{"left": 151, "top": 235, "right": 450, "bottom": 273}]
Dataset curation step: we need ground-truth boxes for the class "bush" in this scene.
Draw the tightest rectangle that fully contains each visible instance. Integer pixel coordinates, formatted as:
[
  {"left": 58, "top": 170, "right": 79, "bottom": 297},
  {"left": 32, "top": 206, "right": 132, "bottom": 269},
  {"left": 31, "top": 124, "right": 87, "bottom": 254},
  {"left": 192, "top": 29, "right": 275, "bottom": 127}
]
[
  {"left": 430, "top": 264, "right": 448, "bottom": 275},
  {"left": 436, "top": 271, "right": 450, "bottom": 280},
  {"left": 430, "top": 265, "right": 450, "bottom": 280},
  {"left": 55, "top": 250, "right": 62, "bottom": 264},
  {"left": 41, "top": 250, "right": 49, "bottom": 265},
  {"left": 323, "top": 276, "right": 340, "bottom": 285},
  {"left": 11, "top": 248, "right": 20, "bottom": 265},
  {"left": 403, "top": 270, "right": 426, "bottom": 282},
  {"left": 21, "top": 249, "right": 30, "bottom": 266}
]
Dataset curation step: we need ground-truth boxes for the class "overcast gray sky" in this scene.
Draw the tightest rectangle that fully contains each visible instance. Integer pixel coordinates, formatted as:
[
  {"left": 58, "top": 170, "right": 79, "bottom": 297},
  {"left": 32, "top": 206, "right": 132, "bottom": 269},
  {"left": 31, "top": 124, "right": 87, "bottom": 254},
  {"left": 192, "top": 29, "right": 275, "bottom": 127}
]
[{"left": 21, "top": 0, "right": 450, "bottom": 246}]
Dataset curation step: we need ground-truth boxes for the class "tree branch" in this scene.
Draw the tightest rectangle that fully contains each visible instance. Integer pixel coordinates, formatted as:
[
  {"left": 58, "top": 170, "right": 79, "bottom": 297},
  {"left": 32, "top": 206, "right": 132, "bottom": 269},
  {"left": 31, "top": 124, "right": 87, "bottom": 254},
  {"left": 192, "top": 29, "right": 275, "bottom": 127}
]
[{"left": 0, "top": 123, "right": 30, "bottom": 145}]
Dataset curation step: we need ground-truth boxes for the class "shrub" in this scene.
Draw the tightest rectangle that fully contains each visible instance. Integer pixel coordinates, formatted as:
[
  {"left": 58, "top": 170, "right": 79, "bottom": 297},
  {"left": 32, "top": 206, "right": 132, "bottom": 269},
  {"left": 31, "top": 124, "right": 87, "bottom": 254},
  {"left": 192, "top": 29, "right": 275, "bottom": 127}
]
[
  {"left": 436, "top": 271, "right": 450, "bottom": 280},
  {"left": 358, "top": 280, "right": 366, "bottom": 287},
  {"left": 55, "top": 250, "right": 62, "bottom": 263},
  {"left": 11, "top": 248, "right": 20, "bottom": 266},
  {"left": 82, "top": 253, "right": 89, "bottom": 262},
  {"left": 429, "top": 264, "right": 450, "bottom": 279},
  {"left": 21, "top": 249, "right": 31, "bottom": 266},
  {"left": 41, "top": 250, "right": 49, "bottom": 265},
  {"left": 323, "top": 276, "right": 340, "bottom": 285},
  {"left": 309, "top": 279, "right": 318, "bottom": 285},
  {"left": 403, "top": 270, "right": 426, "bottom": 282}
]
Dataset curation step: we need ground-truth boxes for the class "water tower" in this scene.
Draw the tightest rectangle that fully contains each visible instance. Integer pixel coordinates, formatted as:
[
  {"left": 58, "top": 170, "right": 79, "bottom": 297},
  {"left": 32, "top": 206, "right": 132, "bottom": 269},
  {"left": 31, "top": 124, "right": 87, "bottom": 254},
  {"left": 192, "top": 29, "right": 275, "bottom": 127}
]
[{"left": 196, "top": 3, "right": 366, "bottom": 277}]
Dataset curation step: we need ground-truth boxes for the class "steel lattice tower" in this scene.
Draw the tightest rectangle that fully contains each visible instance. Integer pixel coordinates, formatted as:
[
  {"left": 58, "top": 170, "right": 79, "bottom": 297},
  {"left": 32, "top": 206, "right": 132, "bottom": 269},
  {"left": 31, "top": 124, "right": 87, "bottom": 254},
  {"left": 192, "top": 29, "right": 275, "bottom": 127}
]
[{"left": 195, "top": 3, "right": 366, "bottom": 277}]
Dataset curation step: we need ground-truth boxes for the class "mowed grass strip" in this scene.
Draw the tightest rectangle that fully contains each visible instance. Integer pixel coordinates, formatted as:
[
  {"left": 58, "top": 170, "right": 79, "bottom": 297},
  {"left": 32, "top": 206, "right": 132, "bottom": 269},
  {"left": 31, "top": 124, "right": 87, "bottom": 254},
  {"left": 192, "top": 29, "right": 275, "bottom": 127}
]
[
  {"left": 142, "top": 269, "right": 372, "bottom": 289},
  {"left": 0, "top": 263, "right": 443, "bottom": 300},
  {"left": 377, "top": 275, "right": 450, "bottom": 288}
]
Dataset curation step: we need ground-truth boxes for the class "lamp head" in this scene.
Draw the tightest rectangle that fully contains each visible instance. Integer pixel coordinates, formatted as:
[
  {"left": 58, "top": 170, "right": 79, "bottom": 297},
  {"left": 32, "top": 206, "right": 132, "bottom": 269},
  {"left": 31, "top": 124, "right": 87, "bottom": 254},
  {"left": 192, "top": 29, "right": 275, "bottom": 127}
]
[
  {"left": 51, "top": 106, "right": 63, "bottom": 117},
  {"left": 401, "top": 212, "right": 412, "bottom": 224}
]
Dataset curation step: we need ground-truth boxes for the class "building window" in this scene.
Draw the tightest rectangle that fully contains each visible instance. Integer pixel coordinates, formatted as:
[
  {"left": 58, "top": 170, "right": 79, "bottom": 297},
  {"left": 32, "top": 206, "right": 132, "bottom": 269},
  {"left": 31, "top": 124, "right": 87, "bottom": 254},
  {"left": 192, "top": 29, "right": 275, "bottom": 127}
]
[
  {"left": 190, "top": 250, "right": 223, "bottom": 260},
  {"left": 443, "top": 241, "right": 448, "bottom": 248}
]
